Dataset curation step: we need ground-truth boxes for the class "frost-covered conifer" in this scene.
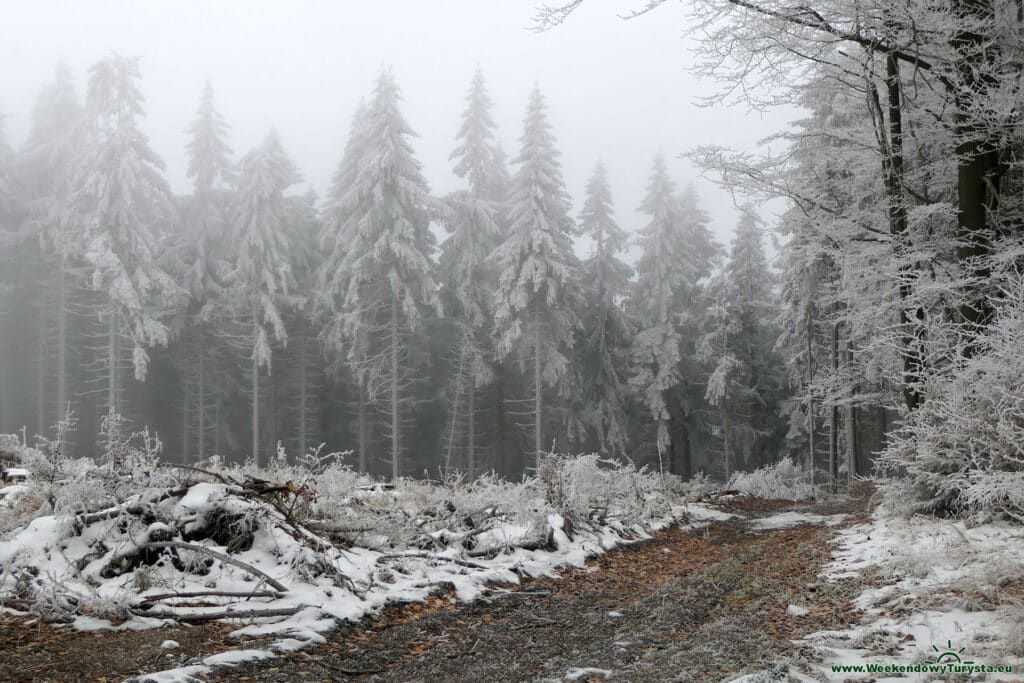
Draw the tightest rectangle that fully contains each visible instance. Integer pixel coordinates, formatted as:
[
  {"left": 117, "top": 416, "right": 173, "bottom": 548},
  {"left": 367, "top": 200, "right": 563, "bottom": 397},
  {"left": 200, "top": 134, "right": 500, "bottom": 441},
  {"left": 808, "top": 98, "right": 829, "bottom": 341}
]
[
  {"left": 439, "top": 68, "right": 507, "bottom": 475},
  {"left": 699, "top": 210, "right": 784, "bottom": 477},
  {"left": 71, "top": 55, "right": 181, "bottom": 427},
  {"left": 629, "top": 156, "right": 708, "bottom": 467},
  {"left": 229, "top": 129, "right": 301, "bottom": 466},
  {"left": 492, "top": 85, "right": 581, "bottom": 466},
  {"left": 576, "top": 160, "right": 633, "bottom": 454},
  {"left": 318, "top": 69, "right": 438, "bottom": 478},
  {"left": 178, "top": 81, "right": 235, "bottom": 462},
  {"left": 20, "top": 62, "right": 85, "bottom": 435}
]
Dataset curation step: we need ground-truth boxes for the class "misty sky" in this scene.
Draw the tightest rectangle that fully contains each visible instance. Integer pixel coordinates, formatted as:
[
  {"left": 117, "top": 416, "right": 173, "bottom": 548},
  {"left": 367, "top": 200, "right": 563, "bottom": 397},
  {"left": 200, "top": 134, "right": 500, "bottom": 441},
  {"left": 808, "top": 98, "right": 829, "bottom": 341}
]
[{"left": 1, "top": 0, "right": 794, "bottom": 253}]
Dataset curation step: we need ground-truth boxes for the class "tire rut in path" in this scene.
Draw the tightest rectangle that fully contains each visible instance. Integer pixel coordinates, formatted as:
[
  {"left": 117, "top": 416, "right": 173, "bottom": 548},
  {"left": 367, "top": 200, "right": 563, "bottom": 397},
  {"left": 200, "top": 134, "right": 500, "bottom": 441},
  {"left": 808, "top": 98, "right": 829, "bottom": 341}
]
[{"left": 215, "top": 509, "right": 862, "bottom": 683}]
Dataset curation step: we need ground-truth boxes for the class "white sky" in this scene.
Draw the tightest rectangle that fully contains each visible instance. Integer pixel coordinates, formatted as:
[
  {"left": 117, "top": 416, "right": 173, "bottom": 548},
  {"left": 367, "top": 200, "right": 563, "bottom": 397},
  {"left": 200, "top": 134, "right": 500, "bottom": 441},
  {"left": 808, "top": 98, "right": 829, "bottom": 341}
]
[{"left": 0, "top": 0, "right": 795, "bottom": 255}]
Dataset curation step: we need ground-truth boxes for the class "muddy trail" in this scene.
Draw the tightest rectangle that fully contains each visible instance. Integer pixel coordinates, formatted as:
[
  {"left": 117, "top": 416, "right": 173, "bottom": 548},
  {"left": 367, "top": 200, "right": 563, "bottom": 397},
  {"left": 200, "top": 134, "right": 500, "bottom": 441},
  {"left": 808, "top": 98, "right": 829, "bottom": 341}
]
[{"left": 0, "top": 497, "right": 869, "bottom": 683}]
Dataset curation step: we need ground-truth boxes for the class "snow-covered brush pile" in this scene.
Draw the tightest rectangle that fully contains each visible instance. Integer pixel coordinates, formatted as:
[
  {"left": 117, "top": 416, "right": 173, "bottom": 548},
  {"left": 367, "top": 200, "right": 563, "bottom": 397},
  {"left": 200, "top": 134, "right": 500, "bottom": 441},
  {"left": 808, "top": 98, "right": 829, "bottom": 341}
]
[
  {"left": 877, "top": 277, "right": 1024, "bottom": 521},
  {"left": 725, "top": 457, "right": 815, "bottom": 501},
  {"left": 0, "top": 435, "right": 690, "bottom": 642}
]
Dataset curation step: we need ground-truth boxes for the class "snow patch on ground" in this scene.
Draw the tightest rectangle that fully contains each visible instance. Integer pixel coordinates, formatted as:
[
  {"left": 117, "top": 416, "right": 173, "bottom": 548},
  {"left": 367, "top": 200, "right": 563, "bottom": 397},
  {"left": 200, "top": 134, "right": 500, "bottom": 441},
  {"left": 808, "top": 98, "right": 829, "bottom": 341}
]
[
  {"left": 746, "top": 511, "right": 847, "bottom": 531},
  {"left": 564, "top": 666, "right": 613, "bottom": 680},
  {"left": 683, "top": 502, "right": 739, "bottom": 522},
  {"left": 801, "top": 512, "right": 1024, "bottom": 680}
]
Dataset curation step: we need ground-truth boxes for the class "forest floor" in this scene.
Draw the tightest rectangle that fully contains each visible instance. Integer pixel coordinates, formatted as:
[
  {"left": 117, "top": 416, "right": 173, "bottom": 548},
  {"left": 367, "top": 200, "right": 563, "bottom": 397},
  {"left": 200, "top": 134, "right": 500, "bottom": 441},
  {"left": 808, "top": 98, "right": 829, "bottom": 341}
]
[{"left": 0, "top": 495, "right": 872, "bottom": 683}]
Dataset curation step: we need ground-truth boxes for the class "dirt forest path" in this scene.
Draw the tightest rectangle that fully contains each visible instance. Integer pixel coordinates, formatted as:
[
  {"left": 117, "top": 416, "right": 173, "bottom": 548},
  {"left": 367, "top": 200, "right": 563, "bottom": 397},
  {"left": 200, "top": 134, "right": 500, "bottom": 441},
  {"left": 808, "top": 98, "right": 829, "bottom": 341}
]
[{"left": 0, "top": 497, "right": 869, "bottom": 683}]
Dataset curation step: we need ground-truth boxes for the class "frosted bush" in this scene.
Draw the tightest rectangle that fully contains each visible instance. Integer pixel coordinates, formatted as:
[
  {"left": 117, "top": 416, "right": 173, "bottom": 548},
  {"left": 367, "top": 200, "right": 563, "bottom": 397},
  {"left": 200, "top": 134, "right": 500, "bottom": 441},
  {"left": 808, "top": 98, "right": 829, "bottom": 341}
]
[
  {"left": 727, "top": 457, "right": 815, "bottom": 500},
  {"left": 877, "top": 278, "right": 1024, "bottom": 520}
]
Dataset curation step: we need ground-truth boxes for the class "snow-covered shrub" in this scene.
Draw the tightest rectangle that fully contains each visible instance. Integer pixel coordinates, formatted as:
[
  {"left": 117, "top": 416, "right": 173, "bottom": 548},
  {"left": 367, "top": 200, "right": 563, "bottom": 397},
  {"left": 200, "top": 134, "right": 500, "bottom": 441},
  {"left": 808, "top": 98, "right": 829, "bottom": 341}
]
[
  {"left": 877, "top": 278, "right": 1024, "bottom": 520},
  {"left": 726, "top": 456, "right": 815, "bottom": 500},
  {"left": 540, "top": 453, "right": 676, "bottom": 526}
]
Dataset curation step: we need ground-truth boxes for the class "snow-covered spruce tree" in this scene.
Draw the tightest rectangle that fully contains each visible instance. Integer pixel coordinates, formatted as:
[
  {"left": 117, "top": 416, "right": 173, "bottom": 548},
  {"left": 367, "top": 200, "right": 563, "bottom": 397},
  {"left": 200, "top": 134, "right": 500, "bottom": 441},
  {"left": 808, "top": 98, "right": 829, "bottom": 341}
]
[
  {"left": 699, "top": 210, "right": 785, "bottom": 479},
  {"left": 575, "top": 160, "right": 633, "bottom": 455},
  {"left": 279, "top": 190, "right": 324, "bottom": 460},
  {"left": 70, "top": 55, "right": 182, "bottom": 435},
  {"left": 317, "top": 101, "right": 374, "bottom": 471},
  {"left": 629, "top": 157, "right": 712, "bottom": 473},
  {"left": 177, "top": 80, "right": 235, "bottom": 463},
  {"left": 19, "top": 63, "right": 86, "bottom": 436},
  {"left": 228, "top": 129, "right": 302, "bottom": 467},
  {"left": 439, "top": 67, "right": 507, "bottom": 476},
  {"left": 318, "top": 69, "right": 439, "bottom": 479},
  {"left": 492, "top": 85, "right": 581, "bottom": 468}
]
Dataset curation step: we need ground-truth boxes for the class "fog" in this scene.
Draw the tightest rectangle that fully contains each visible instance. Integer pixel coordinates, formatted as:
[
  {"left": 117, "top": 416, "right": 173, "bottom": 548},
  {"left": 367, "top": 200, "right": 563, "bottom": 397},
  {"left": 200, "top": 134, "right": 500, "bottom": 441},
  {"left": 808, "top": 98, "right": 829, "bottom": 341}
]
[{"left": 1, "top": 0, "right": 792, "bottom": 247}]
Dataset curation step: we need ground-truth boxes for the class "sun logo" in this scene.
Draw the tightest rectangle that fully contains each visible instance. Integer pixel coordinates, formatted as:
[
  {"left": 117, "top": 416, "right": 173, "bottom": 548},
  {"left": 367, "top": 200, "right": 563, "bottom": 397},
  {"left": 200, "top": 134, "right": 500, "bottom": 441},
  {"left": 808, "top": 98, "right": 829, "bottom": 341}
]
[{"left": 928, "top": 640, "right": 974, "bottom": 665}]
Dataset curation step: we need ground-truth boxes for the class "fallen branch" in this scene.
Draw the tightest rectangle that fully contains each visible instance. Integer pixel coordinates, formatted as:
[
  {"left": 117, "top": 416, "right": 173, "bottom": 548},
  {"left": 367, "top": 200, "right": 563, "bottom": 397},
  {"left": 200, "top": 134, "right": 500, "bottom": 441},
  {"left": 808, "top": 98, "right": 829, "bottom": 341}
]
[
  {"left": 136, "top": 590, "right": 283, "bottom": 606},
  {"left": 139, "top": 606, "right": 302, "bottom": 623},
  {"left": 158, "top": 462, "right": 240, "bottom": 487},
  {"left": 377, "top": 552, "right": 489, "bottom": 570},
  {"left": 138, "top": 542, "right": 289, "bottom": 592},
  {"left": 72, "top": 488, "right": 189, "bottom": 528}
]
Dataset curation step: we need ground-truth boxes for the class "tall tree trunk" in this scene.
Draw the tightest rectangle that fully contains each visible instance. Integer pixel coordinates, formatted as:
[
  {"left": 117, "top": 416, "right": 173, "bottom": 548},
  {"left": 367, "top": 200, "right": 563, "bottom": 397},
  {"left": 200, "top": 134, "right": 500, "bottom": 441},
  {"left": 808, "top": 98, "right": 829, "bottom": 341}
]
[
  {"left": 953, "top": 0, "right": 1000, "bottom": 349},
  {"left": 214, "top": 398, "right": 222, "bottom": 455},
  {"left": 251, "top": 312, "right": 260, "bottom": 467},
  {"left": 872, "top": 54, "right": 924, "bottom": 411},
  {"left": 357, "top": 384, "right": 367, "bottom": 474},
  {"left": 56, "top": 260, "right": 67, "bottom": 425},
  {"left": 829, "top": 323, "right": 839, "bottom": 494},
  {"left": 390, "top": 295, "right": 400, "bottom": 480},
  {"left": 467, "top": 380, "right": 476, "bottom": 479},
  {"left": 297, "top": 327, "right": 308, "bottom": 457},
  {"left": 495, "top": 369, "right": 506, "bottom": 475},
  {"left": 108, "top": 304, "right": 119, "bottom": 420},
  {"left": 444, "top": 346, "right": 466, "bottom": 475},
  {"left": 182, "top": 368, "right": 191, "bottom": 464},
  {"left": 805, "top": 310, "right": 815, "bottom": 481},
  {"left": 722, "top": 408, "right": 731, "bottom": 481},
  {"left": 270, "top": 363, "right": 278, "bottom": 461},
  {"left": 197, "top": 334, "right": 206, "bottom": 461},
  {"left": 844, "top": 340, "right": 858, "bottom": 484},
  {"left": 533, "top": 308, "right": 543, "bottom": 469},
  {"left": 37, "top": 302, "right": 47, "bottom": 435}
]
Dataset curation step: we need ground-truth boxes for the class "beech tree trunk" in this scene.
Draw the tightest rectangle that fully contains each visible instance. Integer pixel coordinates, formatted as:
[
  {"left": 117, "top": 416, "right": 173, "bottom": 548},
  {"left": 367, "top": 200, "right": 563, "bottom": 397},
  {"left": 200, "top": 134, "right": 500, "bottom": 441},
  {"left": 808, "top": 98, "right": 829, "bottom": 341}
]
[{"left": 953, "top": 0, "right": 1001, "bottom": 350}]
